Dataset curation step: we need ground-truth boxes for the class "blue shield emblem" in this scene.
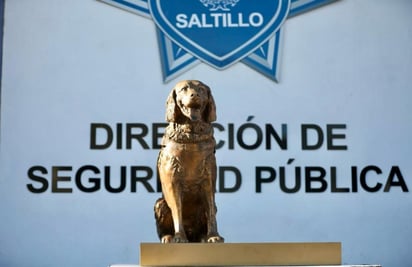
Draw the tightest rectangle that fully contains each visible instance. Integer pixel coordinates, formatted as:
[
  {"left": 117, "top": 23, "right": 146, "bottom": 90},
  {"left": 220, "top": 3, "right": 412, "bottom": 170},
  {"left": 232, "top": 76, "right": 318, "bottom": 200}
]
[
  {"left": 148, "top": 0, "right": 290, "bottom": 69},
  {"left": 99, "top": 0, "right": 337, "bottom": 82}
]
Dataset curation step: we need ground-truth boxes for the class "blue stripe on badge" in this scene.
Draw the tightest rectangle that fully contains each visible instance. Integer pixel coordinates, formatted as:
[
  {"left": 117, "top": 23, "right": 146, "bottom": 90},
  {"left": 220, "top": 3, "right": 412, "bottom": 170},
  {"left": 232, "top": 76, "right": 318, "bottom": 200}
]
[
  {"left": 289, "top": 0, "right": 339, "bottom": 17},
  {"left": 156, "top": 29, "right": 200, "bottom": 83},
  {"left": 99, "top": 0, "right": 150, "bottom": 17}
]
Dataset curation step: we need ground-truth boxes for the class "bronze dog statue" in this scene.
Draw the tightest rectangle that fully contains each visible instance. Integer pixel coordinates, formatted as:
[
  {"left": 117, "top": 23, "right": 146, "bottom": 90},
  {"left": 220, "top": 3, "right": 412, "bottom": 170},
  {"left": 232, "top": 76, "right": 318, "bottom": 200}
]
[{"left": 154, "top": 80, "right": 224, "bottom": 243}]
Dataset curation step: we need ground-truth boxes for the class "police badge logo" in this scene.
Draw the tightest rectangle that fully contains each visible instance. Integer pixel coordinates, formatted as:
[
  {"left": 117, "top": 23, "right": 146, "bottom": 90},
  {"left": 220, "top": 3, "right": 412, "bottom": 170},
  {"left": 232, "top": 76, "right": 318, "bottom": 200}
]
[
  {"left": 149, "top": 0, "right": 290, "bottom": 70},
  {"left": 98, "top": 0, "right": 338, "bottom": 82}
]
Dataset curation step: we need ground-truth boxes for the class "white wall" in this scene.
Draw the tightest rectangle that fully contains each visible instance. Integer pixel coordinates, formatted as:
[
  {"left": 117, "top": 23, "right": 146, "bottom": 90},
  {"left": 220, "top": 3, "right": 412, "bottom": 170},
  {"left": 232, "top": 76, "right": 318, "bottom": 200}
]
[{"left": 1, "top": 0, "right": 411, "bottom": 266}]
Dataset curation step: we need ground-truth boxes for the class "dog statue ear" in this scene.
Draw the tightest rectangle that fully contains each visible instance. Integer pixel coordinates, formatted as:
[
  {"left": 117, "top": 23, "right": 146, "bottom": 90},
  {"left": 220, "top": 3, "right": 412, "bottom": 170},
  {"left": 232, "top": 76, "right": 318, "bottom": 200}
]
[
  {"left": 165, "top": 89, "right": 176, "bottom": 122},
  {"left": 166, "top": 88, "right": 181, "bottom": 122},
  {"left": 203, "top": 87, "right": 217, "bottom": 122}
]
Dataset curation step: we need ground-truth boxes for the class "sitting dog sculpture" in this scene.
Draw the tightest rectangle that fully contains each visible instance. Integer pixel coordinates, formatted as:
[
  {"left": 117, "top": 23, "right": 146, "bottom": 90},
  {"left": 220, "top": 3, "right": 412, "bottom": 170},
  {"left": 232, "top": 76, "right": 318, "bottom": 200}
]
[{"left": 154, "top": 80, "right": 224, "bottom": 243}]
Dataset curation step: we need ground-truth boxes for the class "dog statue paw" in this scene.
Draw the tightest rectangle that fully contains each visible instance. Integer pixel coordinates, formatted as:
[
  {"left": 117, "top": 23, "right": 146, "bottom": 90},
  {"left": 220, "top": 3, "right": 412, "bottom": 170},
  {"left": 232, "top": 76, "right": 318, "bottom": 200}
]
[{"left": 207, "top": 235, "right": 224, "bottom": 243}]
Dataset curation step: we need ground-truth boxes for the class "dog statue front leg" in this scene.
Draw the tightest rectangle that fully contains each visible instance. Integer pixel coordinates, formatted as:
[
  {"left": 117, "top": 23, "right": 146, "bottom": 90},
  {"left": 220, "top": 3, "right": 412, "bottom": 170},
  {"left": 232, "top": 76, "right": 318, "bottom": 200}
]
[
  {"left": 170, "top": 197, "right": 188, "bottom": 243},
  {"left": 203, "top": 184, "right": 224, "bottom": 243},
  {"left": 162, "top": 182, "right": 188, "bottom": 243},
  {"left": 206, "top": 203, "right": 223, "bottom": 243}
]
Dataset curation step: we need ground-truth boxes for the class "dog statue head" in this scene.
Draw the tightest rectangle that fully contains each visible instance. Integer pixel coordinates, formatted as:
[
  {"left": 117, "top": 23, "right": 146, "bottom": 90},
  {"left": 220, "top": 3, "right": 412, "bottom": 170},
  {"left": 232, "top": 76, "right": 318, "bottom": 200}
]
[{"left": 166, "top": 80, "right": 216, "bottom": 123}]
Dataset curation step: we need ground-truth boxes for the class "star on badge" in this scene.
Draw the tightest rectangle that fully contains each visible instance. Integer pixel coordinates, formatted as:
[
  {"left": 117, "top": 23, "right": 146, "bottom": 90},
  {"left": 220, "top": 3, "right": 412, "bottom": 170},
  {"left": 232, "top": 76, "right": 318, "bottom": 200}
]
[{"left": 98, "top": 0, "right": 338, "bottom": 83}]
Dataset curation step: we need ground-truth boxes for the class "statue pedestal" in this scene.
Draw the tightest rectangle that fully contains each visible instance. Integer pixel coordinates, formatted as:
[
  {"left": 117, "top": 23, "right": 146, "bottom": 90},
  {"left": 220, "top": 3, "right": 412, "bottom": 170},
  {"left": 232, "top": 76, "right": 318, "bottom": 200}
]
[
  {"left": 140, "top": 242, "right": 341, "bottom": 266},
  {"left": 109, "top": 242, "right": 381, "bottom": 267}
]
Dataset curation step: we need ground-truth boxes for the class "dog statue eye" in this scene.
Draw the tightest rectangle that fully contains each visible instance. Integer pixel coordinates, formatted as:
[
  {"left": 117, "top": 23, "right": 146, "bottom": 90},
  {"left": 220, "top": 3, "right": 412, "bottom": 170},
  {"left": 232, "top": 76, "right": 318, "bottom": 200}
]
[{"left": 199, "top": 88, "right": 206, "bottom": 95}]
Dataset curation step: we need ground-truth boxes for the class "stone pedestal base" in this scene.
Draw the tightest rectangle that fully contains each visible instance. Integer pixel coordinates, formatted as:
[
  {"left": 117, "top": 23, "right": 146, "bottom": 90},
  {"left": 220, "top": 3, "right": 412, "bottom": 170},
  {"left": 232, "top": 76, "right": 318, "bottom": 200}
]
[
  {"left": 140, "top": 242, "right": 341, "bottom": 266},
  {"left": 108, "top": 242, "right": 381, "bottom": 267}
]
